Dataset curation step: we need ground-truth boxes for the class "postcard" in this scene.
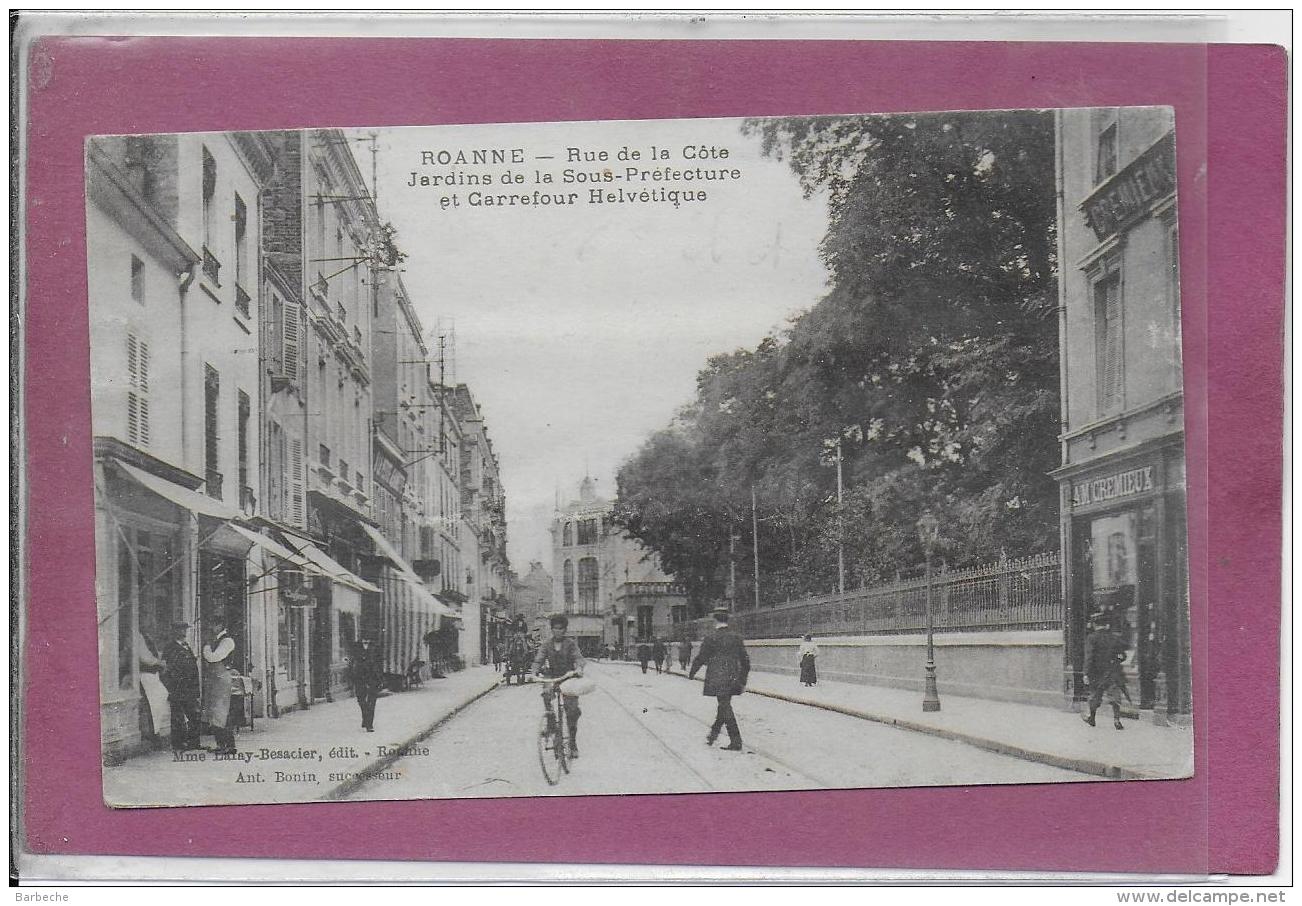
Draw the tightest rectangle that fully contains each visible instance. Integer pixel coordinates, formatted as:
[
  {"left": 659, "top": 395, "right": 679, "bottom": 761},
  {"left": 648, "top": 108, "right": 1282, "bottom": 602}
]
[{"left": 87, "top": 109, "right": 1193, "bottom": 808}]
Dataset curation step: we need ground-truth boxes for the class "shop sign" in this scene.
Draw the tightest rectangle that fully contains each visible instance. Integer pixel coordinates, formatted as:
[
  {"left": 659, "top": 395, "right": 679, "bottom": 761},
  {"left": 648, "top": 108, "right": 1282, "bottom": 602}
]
[
  {"left": 1081, "top": 132, "right": 1176, "bottom": 241},
  {"left": 1071, "top": 465, "right": 1155, "bottom": 508}
]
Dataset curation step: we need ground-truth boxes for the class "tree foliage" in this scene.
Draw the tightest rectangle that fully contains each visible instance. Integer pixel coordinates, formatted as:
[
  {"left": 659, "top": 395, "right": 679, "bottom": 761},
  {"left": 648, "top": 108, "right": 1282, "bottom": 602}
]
[{"left": 614, "top": 111, "right": 1060, "bottom": 609}]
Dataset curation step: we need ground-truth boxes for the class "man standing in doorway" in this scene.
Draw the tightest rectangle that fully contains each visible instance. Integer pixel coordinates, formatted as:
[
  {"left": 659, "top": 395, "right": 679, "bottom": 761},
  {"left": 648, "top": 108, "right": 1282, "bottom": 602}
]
[
  {"left": 161, "top": 621, "right": 201, "bottom": 752},
  {"left": 690, "top": 606, "right": 750, "bottom": 752},
  {"left": 200, "top": 613, "right": 238, "bottom": 754}
]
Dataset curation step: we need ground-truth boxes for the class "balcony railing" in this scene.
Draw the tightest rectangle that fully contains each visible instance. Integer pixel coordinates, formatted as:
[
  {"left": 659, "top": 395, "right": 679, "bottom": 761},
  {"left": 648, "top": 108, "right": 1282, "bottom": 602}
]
[
  {"left": 234, "top": 283, "right": 251, "bottom": 318},
  {"left": 201, "top": 247, "right": 221, "bottom": 286},
  {"left": 205, "top": 471, "right": 224, "bottom": 501}
]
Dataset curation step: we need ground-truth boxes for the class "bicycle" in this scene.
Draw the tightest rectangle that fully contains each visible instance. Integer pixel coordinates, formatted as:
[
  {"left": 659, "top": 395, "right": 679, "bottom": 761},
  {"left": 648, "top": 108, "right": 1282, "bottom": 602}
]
[{"left": 533, "top": 671, "right": 578, "bottom": 786}]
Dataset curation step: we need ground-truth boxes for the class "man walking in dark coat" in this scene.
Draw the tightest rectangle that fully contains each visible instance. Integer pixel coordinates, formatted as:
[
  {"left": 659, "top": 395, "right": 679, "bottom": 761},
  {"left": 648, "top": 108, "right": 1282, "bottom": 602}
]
[
  {"left": 161, "top": 621, "right": 201, "bottom": 752},
  {"left": 651, "top": 638, "right": 666, "bottom": 674},
  {"left": 1082, "top": 614, "right": 1129, "bottom": 730},
  {"left": 637, "top": 641, "right": 652, "bottom": 674},
  {"left": 690, "top": 606, "right": 750, "bottom": 751},
  {"left": 351, "top": 636, "right": 383, "bottom": 733}
]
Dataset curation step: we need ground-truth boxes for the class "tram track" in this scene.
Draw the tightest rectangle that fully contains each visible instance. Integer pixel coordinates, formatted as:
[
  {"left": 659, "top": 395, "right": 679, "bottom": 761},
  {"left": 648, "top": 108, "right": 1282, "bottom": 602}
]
[{"left": 591, "top": 664, "right": 833, "bottom": 790}]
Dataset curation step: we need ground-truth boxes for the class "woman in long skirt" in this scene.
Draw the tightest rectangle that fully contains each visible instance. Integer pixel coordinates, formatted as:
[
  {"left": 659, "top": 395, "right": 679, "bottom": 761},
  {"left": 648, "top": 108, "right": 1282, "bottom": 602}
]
[{"left": 798, "top": 634, "right": 819, "bottom": 687}]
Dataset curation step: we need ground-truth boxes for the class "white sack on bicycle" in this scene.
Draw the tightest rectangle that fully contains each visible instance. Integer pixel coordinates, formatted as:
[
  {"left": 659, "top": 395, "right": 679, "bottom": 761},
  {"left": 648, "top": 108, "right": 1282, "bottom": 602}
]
[{"left": 558, "top": 676, "right": 596, "bottom": 697}]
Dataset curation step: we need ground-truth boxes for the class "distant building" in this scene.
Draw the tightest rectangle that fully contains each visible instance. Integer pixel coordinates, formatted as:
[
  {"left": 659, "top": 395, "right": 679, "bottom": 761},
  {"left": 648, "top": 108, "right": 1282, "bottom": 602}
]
[
  {"left": 509, "top": 560, "right": 554, "bottom": 633},
  {"left": 1052, "top": 107, "right": 1189, "bottom": 718},
  {"left": 550, "top": 476, "right": 686, "bottom": 655}
]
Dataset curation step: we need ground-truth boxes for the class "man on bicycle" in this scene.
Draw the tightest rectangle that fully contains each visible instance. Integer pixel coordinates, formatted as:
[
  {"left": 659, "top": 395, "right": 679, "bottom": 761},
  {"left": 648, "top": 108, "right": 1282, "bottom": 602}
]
[{"left": 532, "top": 614, "right": 587, "bottom": 758}]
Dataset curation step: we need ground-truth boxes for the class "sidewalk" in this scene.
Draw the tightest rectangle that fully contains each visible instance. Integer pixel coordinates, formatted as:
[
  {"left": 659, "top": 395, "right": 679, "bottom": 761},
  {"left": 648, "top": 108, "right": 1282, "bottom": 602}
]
[
  {"left": 103, "top": 666, "right": 503, "bottom": 808},
  {"left": 619, "top": 660, "right": 1193, "bottom": 780}
]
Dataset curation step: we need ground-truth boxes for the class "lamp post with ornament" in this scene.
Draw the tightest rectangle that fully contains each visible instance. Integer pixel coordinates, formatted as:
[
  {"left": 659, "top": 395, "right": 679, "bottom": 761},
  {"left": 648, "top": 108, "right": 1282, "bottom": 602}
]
[{"left": 916, "top": 511, "right": 942, "bottom": 713}]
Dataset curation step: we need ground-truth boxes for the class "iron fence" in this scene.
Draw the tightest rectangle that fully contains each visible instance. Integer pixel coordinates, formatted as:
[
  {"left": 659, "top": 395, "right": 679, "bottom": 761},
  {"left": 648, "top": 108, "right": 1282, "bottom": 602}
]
[{"left": 691, "top": 551, "right": 1062, "bottom": 639}]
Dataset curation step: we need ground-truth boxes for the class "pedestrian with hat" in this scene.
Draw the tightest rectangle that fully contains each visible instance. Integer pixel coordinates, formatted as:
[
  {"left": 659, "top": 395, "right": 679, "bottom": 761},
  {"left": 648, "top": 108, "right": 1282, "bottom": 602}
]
[
  {"left": 798, "top": 634, "right": 820, "bottom": 687},
  {"left": 351, "top": 634, "right": 383, "bottom": 733},
  {"left": 1082, "top": 612, "right": 1130, "bottom": 730},
  {"left": 689, "top": 605, "right": 750, "bottom": 752},
  {"left": 200, "top": 612, "right": 237, "bottom": 754},
  {"left": 161, "top": 620, "right": 201, "bottom": 752}
]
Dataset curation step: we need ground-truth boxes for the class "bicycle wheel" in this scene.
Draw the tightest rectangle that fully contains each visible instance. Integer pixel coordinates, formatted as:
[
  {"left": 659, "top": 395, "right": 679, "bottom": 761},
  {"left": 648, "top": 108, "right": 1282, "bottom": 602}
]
[
  {"left": 537, "top": 712, "right": 562, "bottom": 786},
  {"left": 554, "top": 706, "right": 570, "bottom": 776}
]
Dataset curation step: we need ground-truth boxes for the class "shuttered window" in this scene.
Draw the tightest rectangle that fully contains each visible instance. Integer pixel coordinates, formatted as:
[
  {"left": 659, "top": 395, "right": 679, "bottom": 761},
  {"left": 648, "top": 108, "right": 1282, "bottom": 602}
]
[
  {"left": 204, "top": 365, "right": 220, "bottom": 494},
  {"left": 289, "top": 437, "right": 305, "bottom": 526},
  {"left": 281, "top": 294, "right": 301, "bottom": 383},
  {"left": 237, "top": 390, "right": 250, "bottom": 501},
  {"left": 1094, "top": 272, "right": 1123, "bottom": 414},
  {"left": 126, "top": 333, "right": 150, "bottom": 447}
]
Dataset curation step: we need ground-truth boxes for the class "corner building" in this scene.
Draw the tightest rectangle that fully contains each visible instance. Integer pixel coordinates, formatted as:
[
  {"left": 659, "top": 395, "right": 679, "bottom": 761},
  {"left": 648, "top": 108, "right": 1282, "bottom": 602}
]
[
  {"left": 1053, "top": 107, "right": 1190, "bottom": 718},
  {"left": 551, "top": 476, "right": 685, "bottom": 656}
]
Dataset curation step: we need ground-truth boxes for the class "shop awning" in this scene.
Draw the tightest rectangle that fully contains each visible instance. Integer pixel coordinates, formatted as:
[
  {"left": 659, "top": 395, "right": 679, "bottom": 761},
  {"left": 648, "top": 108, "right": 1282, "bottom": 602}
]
[
  {"left": 296, "top": 543, "right": 382, "bottom": 595},
  {"left": 404, "top": 575, "right": 459, "bottom": 619},
  {"left": 360, "top": 522, "right": 421, "bottom": 581},
  {"left": 226, "top": 523, "right": 313, "bottom": 569},
  {"left": 272, "top": 533, "right": 383, "bottom": 595},
  {"left": 333, "top": 585, "right": 362, "bottom": 616},
  {"left": 113, "top": 460, "right": 243, "bottom": 521}
]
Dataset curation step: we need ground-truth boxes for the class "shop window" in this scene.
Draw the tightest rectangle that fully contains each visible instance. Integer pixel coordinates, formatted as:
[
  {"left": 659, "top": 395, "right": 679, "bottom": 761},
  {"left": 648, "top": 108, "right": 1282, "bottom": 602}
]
[
  {"left": 115, "top": 526, "right": 178, "bottom": 692},
  {"left": 338, "top": 612, "right": 357, "bottom": 660}
]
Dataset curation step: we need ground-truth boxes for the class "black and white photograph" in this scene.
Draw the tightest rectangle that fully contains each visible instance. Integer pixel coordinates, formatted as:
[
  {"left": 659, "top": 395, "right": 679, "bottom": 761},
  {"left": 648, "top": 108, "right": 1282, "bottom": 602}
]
[{"left": 87, "top": 108, "right": 1193, "bottom": 808}]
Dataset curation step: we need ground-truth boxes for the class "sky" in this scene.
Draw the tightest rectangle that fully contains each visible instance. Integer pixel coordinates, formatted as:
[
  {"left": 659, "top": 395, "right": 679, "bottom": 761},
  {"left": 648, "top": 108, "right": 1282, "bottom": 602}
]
[{"left": 350, "top": 117, "right": 831, "bottom": 567}]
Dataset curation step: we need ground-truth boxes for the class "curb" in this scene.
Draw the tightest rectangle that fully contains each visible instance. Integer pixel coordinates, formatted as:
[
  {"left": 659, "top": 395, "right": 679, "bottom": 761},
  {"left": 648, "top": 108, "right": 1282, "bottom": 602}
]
[
  {"left": 324, "top": 676, "right": 505, "bottom": 800},
  {"left": 601, "top": 660, "right": 1148, "bottom": 781},
  {"left": 747, "top": 686, "right": 1147, "bottom": 781}
]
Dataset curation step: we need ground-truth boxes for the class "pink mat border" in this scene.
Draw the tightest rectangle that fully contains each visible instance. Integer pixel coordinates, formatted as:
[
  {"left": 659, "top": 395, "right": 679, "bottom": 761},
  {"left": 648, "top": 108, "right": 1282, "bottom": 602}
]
[{"left": 19, "top": 37, "right": 1284, "bottom": 876}]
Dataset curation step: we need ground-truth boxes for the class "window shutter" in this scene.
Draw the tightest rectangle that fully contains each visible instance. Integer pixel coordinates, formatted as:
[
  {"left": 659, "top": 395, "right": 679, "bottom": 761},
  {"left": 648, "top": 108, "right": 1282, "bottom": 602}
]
[
  {"left": 282, "top": 298, "right": 301, "bottom": 383},
  {"left": 289, "top": 437, "right": 305, "bottom": 526},
  {"left": 1103, "top": 281, "right": 1122, "bottom": 409},
  {"left": 126, "top": 334, "right": 150, "bottom": 447}
]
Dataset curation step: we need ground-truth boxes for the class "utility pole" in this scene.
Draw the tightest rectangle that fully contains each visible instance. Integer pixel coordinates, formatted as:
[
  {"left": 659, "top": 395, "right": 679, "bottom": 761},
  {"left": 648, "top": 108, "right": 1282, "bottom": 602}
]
[
  {"left": 368, "top": 131, "right": 379, "bottom": 209},
  {"left": 728, "top": 530, "right": 737, "bottom": 604},
  {"left": 836, "top": 437, "right": 845, "bottom": 598},
  {"left": 751, "top": 485, "right": 760, "bottom": 611}
]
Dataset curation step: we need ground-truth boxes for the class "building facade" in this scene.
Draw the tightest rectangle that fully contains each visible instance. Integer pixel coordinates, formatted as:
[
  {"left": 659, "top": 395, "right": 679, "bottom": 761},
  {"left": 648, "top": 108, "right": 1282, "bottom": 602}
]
[
  {"left": 91, "top": 126, "right": 512, "bottom": 761},
  {"left": 1052, "top": 107, "right": 1190, "bottom": 718},
  {"left": 368, "top": 272, "right": 461, "bottom": 680},
  {"left": 550, "top": 476, "right": 684, "bottom": 655},
  {"left": 89, "top": 131, "right": 273, "bottom": 759},
  {"left": 509, "top": 560, "right": 554, "bottom": 633},
  {"left": 453, "top": 384, "right": 511, "bottom": 665}
]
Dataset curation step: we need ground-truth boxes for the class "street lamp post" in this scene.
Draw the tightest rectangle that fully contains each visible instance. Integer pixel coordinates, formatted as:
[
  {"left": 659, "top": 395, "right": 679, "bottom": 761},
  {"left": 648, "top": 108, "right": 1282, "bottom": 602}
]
[{"left": 916, "top": 512, "right": 942, "bottom": 713}]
